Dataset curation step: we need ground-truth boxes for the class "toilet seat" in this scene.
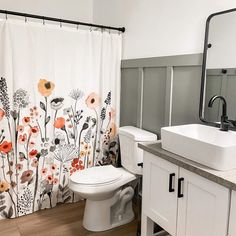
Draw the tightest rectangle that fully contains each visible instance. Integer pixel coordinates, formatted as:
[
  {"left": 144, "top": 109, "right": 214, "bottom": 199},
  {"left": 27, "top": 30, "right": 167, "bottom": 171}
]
[
  {"left": 69, "top": 166, "right": 136, "bottom": 198},
  {"left": 70, "top": 165, "right": 123, "bottom": 186}
]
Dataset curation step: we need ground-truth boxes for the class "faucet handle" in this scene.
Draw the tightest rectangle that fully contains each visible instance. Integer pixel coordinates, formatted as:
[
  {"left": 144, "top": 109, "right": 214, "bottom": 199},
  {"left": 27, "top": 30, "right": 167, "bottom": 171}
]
[
  {"left": 227, "top": 119, "right": 236, "bottom": 127},
  {"left": 220, "top": 121, "right": 230, "bottom": 131},
  {"left": 220, "top": 115, "right": 230, "bottom": 131}
]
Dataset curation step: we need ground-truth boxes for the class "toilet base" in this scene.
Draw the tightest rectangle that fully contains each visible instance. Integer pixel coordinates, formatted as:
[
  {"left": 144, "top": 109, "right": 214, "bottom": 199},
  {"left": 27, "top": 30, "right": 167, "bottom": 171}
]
[{"left": 83, "top": 188, "right": 135, "bottom": 232}]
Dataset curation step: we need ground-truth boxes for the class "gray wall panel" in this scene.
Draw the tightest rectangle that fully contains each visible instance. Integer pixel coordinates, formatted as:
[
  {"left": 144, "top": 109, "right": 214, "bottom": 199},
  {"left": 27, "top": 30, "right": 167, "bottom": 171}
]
[
  {"left": 142, "top": 67, "right": 166, "bottom": 135},
  {"left": 120, "top": 68, "right": 140, "bottom": 127},
  {"left": 171, "top": 66, "right": 202, "bottom": 125},
  {"left": 120, "top": 53, "right": 203, "bottom": 135},
  {"left": 205, "top": 75, "right": 222, "bottom": 121},
  {"left": 226, "top": 75, "right": 236, "bottom": 119}
]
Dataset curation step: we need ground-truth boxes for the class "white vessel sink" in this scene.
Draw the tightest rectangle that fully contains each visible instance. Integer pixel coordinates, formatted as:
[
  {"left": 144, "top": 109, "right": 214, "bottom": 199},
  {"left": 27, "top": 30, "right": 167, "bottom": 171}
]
[{"left": 161, "top": 124, "right": 236, "bottom": 171}]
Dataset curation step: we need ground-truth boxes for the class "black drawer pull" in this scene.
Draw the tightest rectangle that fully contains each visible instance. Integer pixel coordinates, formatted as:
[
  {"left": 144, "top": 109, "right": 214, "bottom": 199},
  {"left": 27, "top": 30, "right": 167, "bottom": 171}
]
[
  {"left": 169, "top": 173, "right": 175, "bottom": 192},
  {"left": 178, "top": 177, "right": 184, "bottom": 198}
]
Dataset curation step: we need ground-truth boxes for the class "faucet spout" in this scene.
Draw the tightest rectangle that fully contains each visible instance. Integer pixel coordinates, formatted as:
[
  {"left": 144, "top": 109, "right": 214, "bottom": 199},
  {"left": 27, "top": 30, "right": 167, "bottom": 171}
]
[
  {"left": 208, "top": 95, "right": 227, "bottom": 116},
  {"left": 208, "top": 95, "right": 229, "bottom": 131}
]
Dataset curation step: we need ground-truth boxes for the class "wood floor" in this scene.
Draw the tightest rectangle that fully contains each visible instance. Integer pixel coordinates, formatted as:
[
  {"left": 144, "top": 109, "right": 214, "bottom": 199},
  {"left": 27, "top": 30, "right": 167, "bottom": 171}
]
[{"left": 0, "top": 201, "right": 138, "bottom": 236}]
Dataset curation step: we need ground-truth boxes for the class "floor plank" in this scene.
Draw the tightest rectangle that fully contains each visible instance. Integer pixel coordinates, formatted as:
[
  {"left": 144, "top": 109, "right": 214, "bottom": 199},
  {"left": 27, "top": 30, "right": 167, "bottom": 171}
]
[
  {"left": 0, "top": 201, "right": 138, "bottom": 236},
  {"left": 0, "top": 218, "right": 21, "bottom": 236}
]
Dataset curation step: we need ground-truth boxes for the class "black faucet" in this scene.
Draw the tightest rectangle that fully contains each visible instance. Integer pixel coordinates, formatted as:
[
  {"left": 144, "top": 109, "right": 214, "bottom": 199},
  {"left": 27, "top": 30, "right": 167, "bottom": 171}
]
[{"left": 208, "top": 95, "right": 230, "bottom": 131}]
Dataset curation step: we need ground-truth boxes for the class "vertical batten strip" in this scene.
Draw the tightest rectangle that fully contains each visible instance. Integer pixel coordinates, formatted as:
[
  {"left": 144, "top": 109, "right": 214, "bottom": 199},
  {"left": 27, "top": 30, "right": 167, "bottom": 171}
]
[
  {"left": 165, "top": 66, "right": 174, "bottom": 126},
  {"left": 137, "top": 67, "right": 144, "bottom": 128}
]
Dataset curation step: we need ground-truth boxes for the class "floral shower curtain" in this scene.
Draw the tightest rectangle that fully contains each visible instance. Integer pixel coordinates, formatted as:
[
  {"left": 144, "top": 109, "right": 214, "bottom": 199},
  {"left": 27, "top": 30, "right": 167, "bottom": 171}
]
[{"left": 0, "top": 19, "right": 122, "bottom": 219}]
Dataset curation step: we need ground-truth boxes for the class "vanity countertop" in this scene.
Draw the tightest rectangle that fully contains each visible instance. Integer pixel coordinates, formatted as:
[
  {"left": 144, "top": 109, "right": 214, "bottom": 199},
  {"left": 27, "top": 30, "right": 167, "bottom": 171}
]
[{"left": 139, "top": 141, "right": 236, "bottom": 191}]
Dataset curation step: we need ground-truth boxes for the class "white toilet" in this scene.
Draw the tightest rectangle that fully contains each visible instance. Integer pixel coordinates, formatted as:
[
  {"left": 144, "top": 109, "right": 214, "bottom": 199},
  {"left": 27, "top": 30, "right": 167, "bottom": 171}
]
[{"left": 69, "top": 126, "right": 157, "bottom": 232}]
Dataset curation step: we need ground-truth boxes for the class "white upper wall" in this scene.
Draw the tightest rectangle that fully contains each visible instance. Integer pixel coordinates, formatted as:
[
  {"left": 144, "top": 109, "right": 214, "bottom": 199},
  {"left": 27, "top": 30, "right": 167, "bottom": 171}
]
[
  {"left": 93, "top": 0, "right": 236, "bottom": 59},
  {"left": 1, "top": 0, "right": 236, "bottom": 59},
  {"left": 0, "top": 0, "right": 93, "bottom": 22}
]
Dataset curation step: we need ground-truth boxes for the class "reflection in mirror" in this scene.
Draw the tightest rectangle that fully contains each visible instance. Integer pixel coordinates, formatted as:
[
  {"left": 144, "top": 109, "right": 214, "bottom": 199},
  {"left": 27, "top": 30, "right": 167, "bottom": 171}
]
[
  {"left": 205, "top": 69, "right": 236, "bottom": 122},
  {"left": 200, "top": 8, "right": 236, "bottom": 129}
]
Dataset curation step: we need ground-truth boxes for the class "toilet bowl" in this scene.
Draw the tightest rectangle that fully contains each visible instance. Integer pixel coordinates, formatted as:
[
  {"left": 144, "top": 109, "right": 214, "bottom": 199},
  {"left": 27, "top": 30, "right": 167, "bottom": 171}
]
[
  {"left": 69, "top": 126, "right": 157, "bottom": 232},
  {"left": 69, "top": 165, "right": 136, "bottom": 231}
]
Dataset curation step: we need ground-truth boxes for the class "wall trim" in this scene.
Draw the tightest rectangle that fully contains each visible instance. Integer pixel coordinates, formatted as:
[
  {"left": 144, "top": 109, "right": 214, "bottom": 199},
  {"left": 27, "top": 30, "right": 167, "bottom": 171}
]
[{"left": 121, "top": 53, "right": 203, "bottom": 68}]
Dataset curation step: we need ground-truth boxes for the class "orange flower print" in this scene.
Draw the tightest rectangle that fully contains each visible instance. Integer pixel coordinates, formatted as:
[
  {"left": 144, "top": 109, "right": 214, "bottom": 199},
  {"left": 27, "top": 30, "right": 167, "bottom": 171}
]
[
  {"left": 31, "top": 159, "right": 39, "bottom": 168},
  {"left": 53, "top": 178, "right": 59, "bottom": 185},
  {"left": 80, "top": 151, "right": 85, "bottom": 157},
  {"left": 84, "top": 144, "right": 88, "bottom": 150},
  {"left": 71, "top": 158, "right": 84, "bottom": 173},
  {"left": 50, "top": 164, "right": 57, "bottom": 172},
  {"left": 85, "top": 92, "right": 100, "bottom": 109},
  {"left": 29, "top": 141, "right": 36, "bottom": 148},
  {"left": 71, "top": 158, "right": 79, "bottom": 167},
  {"left": 46, "top": 175, "right": 53, "bottom": 184},
  {"left": 41, "top": 168, "right": 48, "bottom": 176},
  {"left": 29, "top": 149, "right": 38, "bottom": 158},
  {"left": 20, "top": 170, "right": 33, "bottom": 183},
  {"left": 109, "top": 122, "right": 117, "bottom": 138},
  {"left": 17, "top": 125, "right": 24, "bottom": 133},
  {"left": 0, "top": 180, "right": 10, "bottom": 192},
  {"left": 22, "top": 117, "right": 30, "bottom": 126},
  {"left": 29, "top": 126, "right": 39, "bottom": 137},
  {"left": 0, "top": 141, "right": 12, "bottom": 154},
  {"left": 18, "top": 134, "right": 27, "bottom": 145},
  {"left": 109, "top": 108, "right": 116, "bottom": 120},
  {"left": 0, "top": 108, "right": 5, "bottom": 121},
  {"left": 16, "top": 163, "right": 23, "bottom": 171},
  {"left": 38, "top": 79, "right": 55, "bottom": 97},
  {"left": 54, "top": 117, "right": 65, "bottom": 129}
]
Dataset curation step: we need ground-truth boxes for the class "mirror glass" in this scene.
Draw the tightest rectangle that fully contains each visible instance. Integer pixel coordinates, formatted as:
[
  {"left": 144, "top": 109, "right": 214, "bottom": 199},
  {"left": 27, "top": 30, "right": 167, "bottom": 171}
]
[{"left": 200, "top": 9, "right": 236, "bottom": 127}]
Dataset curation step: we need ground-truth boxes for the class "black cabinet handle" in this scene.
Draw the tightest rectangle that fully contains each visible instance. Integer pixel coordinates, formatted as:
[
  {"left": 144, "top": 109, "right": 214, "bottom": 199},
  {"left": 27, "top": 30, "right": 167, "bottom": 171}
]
[
  {"left": 169, "top": 173, "right": 175, "bottom": 192},
  {"left": 178, "top": 177, "right": 184, "bottom": 198}
]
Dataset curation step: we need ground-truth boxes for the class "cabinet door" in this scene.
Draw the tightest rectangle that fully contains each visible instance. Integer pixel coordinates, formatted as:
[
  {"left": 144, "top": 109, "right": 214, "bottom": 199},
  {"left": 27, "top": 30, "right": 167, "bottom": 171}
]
[
  {"left": 177, "top": 168, "right": 230, "bottom": 236},
  {"left": 229, "top": 190, "right": 236, "bottom": 236},
  {"left": 142, "top": 152, "right": 179, "bottom": 236}
]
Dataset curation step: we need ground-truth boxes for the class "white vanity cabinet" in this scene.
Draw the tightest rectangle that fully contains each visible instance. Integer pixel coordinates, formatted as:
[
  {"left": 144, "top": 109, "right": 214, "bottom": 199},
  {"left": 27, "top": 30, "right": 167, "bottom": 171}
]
[
  {"left": 176, "top": 168, "right": 229, "bottom": 236},
  {"left": 142, "top": 152, "right": 179, "bottom": 236},
  {"left": 229, "top": 191, "right": 236, "bottom": 236},
  {"left": 142, "top": 152, "right": 230, "bottom": 236}
]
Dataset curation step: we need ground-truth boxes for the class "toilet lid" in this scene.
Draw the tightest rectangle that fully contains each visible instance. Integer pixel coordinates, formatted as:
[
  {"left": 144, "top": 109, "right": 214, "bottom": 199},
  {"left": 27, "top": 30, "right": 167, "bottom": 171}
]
[{"left": 70, "top": 165, "right": 123, "bottom": 185}]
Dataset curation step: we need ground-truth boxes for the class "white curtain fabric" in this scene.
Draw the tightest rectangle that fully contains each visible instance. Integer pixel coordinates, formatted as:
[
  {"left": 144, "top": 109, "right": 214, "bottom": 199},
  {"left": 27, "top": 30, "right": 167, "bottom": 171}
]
[{"left": 0, "top": 19, "right": 122, "bottom": 219}]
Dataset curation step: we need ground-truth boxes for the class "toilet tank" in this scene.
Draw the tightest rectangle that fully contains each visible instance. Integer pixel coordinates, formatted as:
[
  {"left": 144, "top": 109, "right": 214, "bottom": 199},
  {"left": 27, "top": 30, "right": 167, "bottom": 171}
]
[{"left": 118, "top": 126, "right": 157, "bottom": 175}]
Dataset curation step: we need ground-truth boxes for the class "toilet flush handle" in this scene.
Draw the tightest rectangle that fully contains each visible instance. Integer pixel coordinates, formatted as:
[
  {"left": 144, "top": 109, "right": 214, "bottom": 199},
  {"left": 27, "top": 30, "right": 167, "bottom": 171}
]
[{"left": 137, "top": 162, "right": 143, "bottom": 168}]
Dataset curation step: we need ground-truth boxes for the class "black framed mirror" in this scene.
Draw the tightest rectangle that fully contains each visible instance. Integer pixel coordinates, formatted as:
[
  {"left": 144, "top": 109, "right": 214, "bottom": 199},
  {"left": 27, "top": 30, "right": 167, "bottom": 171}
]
[{"left": 199, "top": 8, "right": 236, "bottom": 130}]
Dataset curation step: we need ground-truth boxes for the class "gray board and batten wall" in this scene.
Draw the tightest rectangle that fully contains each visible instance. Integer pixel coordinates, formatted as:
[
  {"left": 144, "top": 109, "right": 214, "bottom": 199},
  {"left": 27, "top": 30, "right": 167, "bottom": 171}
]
[{"left": 120, "top": 53, "right": 203, "bottom": 137}]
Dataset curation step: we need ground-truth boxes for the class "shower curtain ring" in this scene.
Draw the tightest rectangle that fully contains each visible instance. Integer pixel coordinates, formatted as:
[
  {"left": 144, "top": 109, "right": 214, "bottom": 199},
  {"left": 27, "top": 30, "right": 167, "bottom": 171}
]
[
  {"left": 5, "top": 13, "right": 8, "bottom": 20},
  {"left": 60, "top": 21, "right": 62, "bottom": 28},
  {"left": 76, "top": 24, "right": 79, "bottom": 30},
  {"left": 90, "top": 26, "right": 92, "bottom": 32},
  {"left": 43, "top": 18, "right": 45, "bottom": 25},
  {"left": 25, "top": 17, "right": 27, "bottom": 23}
]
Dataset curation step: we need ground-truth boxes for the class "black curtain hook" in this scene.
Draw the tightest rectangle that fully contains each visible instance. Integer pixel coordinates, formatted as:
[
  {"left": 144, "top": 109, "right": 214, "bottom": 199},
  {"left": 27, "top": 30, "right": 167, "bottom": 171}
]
[
  {"left": 43, "top": 19, "right": 45, "bottom": 25},
  {"left": 60, "top": 21, "right": 62, "bottom": 28},
  {"left": 5, "top": 13, "right": 8, "bottom": 20},
  {"left": 25, "top": 17, "right": 27, "bottom": 23}
]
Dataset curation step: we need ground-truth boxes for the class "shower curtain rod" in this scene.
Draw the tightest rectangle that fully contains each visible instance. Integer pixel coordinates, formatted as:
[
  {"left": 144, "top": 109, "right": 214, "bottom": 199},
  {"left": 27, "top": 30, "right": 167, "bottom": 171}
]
[{"left": 0, "top": 9, "right": 125, "bottom": 33}]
